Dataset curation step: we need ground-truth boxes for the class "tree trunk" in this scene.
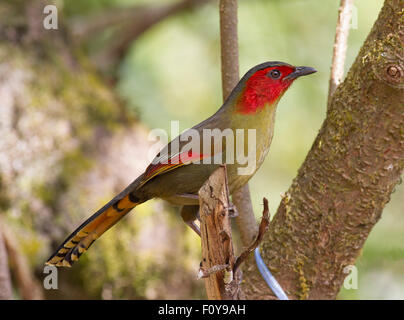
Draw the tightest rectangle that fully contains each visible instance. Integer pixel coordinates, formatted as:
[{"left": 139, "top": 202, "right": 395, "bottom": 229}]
[{"left": 242, "top": 0, "right": 404, "bottom": 300}]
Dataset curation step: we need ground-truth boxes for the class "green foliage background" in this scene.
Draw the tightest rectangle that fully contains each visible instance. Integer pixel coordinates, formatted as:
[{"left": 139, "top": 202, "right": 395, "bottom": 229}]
[
  {"left": 8, "top": 0, "right": 402, "bottom": 299},
  {"left": 114, "top": 0, "right": 403, "bottom": 299}
]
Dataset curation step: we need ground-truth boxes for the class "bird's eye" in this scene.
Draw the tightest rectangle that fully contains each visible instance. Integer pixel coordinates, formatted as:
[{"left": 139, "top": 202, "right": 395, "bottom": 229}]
[{"left": 268, "top": 69, "right": 281, "bottom": 79}]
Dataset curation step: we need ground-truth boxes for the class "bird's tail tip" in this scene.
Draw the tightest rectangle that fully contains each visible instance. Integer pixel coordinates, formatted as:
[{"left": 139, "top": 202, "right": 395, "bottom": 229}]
[{"left": 46, "top": 192, "right": 140, "bottom": 268}]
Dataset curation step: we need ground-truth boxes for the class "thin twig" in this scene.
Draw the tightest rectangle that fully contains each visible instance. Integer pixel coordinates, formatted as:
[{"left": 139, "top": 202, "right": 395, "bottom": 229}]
[
  {"left": 328, "top": 0, "right": 354, "bottom": 103},
  {"left": 197, "top": 264, "right": 229, "bottom": 279},
  {"left": 233, "top": 198, "right": 270, "bottom": 274}
]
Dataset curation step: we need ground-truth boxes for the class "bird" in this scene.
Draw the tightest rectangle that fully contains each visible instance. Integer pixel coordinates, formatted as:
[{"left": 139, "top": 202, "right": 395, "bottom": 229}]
[{"left": 46, "top": 61, "right": 316, "bottom": 267}]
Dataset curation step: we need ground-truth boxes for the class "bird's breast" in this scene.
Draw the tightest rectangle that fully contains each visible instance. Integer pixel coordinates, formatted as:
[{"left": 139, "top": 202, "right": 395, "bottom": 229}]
[{"left": 225, "top": 106, "right": 276, "bottom": 193}]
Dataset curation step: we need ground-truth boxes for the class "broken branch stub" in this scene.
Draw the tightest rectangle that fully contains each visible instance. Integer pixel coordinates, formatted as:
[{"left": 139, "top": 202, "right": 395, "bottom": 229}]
[{"left": 198, "top": 166, "right": 236, "bottom": 300}]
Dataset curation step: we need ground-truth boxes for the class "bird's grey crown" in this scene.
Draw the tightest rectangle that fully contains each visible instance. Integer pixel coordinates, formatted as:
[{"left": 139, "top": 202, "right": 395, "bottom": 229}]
[{"left": 241, "top": 61, "right": 293, "bottom": 83}]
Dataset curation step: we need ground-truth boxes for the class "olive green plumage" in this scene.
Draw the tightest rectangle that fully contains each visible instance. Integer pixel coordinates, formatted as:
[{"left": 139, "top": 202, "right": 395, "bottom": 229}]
[{"left": 46, "top": 61, "right": 316, "bottom": 267}]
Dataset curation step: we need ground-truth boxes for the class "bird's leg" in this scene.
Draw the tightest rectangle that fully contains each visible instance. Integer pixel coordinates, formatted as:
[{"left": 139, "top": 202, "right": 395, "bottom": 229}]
[
  {"left": 180, "top": 205, "right": 201, "bottom": 237},
  {"left": 167, "top": 193, "right": 199, "bottom": 205},
  {"left": 180, "top": 200, "right": 236, "bottom": 235},
  {"left": 186, "top": 221, "right": 201, "bottom": 237}
]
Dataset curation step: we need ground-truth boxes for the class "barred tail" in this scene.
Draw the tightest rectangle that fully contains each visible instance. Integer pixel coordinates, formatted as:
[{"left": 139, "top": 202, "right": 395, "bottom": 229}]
[{"left": 46, "top": 191, "right": 142, "bottom": 267}]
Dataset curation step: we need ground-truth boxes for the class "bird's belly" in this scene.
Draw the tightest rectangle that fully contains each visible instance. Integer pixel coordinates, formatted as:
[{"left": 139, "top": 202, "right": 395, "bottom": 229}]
[{"left": 140, "top": 163, "right": 220, "bottom": 202}]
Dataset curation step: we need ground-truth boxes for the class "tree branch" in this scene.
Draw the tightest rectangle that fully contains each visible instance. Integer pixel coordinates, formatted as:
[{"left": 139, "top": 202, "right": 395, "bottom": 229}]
[
  {"left": 219, "top": 0, "right": 239, "bottom": 100},
  {"left": 76, "top": 0, "right": 210, "bottom": 71},
  {"left": 199, "top": 166, "right": 236, "bottom": 300},
  {"left": 2, "top": 223, "right": 43, "bottom": 300},
  {"left": 72, "top": 0, "right": 210, "bottom": 41},
  {"left": 0, "top": 221, "right": 12, "bottom": 300},
  {"left": 233, "top": 198, "right": 270, "bottom": 274},
  {"left": 198, "top": 167, "right": 270, "bottom": 300},
  {"left": 219, "top": 0, "right": 258, "bottom": 247},
  {"left": 242, "top": 0, "right": 404, "bottom": 300},
  {"left": 328, "top": 0, "right": 354, "bottom": 102}
]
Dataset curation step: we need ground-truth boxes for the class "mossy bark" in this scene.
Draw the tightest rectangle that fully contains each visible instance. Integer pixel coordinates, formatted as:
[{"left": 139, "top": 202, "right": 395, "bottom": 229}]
[{"left": 242, "top": 0, "right": 404, "bottom": 300}]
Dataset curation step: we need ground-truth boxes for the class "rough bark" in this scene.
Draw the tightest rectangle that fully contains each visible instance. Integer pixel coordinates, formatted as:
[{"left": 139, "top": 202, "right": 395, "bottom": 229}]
[
  {"left": 242, "top": 0, "right": 404, "bottom": 299},
  {"left": 199, "top": 166, "right": 235, "bottom": 300}
]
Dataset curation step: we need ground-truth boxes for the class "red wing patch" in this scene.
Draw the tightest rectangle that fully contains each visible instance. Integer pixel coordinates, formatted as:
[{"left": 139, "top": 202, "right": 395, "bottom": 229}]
[{"left": 139, "top": 151, "right": 205, "bottom": 188}]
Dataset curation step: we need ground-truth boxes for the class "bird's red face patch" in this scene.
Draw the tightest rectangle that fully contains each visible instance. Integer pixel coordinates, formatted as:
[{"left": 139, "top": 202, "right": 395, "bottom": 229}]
[{"left": 237, "top": 65, "right": 297, "bottom": 114}]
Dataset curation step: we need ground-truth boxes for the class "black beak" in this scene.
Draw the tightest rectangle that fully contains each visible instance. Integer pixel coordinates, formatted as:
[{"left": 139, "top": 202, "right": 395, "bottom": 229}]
[{"left": 284, "top": 66, "right": 317, "bottom": 80}]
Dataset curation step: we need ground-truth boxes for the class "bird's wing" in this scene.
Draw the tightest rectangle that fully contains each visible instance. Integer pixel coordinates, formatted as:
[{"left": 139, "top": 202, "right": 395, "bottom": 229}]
[
  {"left": 46, "top": 116, "right": 227, "bottom": 267},
  {"left": 138, "top": 119, "right": 228, "bottom": 188},
  {"left": 138, "top": 148, "right": 207, "bottom": 188}
]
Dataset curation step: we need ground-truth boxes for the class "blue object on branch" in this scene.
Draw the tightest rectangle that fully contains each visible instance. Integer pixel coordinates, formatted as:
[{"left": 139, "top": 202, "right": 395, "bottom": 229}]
[{"left": 254, "top": 246, "right": 289, "bottom": 300}]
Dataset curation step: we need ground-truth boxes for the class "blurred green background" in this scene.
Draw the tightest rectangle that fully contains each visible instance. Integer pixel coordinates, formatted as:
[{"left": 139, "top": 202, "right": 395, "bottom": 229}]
[
  {"left": 112, "top": 0, "right": 403, "bottom": 299},
  {"left": 2, "top": 0, "right": 403, "bottom": 300},
  {"left": 62, "top": 0, "right": 404, "bottom": 299}
]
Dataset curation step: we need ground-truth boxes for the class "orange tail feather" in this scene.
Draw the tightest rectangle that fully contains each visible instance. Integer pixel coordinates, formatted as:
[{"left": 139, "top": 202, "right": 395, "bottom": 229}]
[{"left": 46, "top": 193, "right": 140, "bottom": 267}]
